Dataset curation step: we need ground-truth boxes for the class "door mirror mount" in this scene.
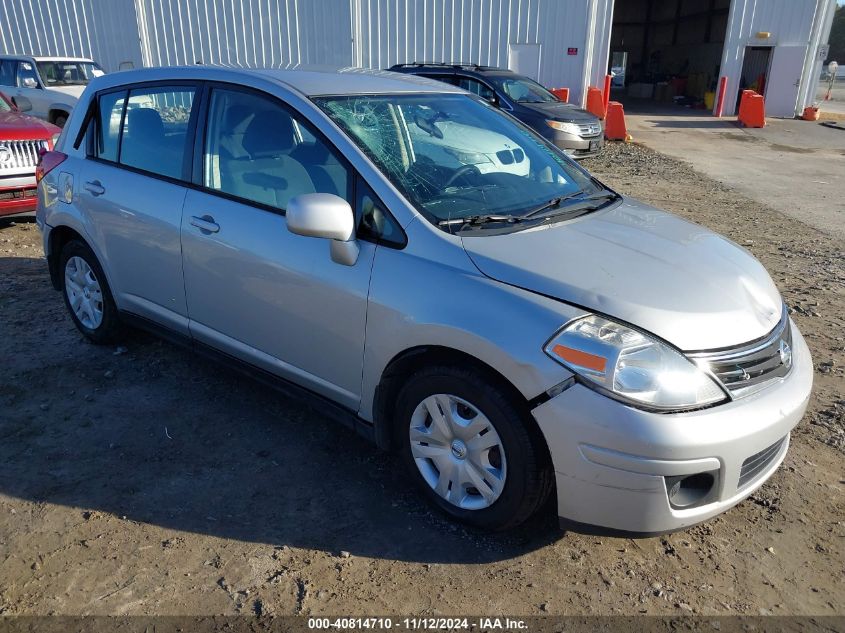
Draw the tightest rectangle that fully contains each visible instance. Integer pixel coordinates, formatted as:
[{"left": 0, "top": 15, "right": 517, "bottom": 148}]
[{"left": 286, "top": 193, "right": 359, "bottom": 266}]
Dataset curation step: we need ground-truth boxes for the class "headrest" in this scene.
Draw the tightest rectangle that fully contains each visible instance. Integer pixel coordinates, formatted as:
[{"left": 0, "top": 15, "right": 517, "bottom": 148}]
[
  {"left": 127, "top": 108, "right": 164, "bottom": 139},
  {"left": 243, "top": 110, "right": 295, "bottom": 157},
  {"left": 222, "top": 104, "right": 252, "bottom": 133}
]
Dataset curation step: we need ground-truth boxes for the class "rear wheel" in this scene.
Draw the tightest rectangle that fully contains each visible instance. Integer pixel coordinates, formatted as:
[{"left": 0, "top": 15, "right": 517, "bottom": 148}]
[
  {"left": 53, "top": 113, "right": 68, "bottom": 128},
  {"left": 395, "top": 365, "right": 552, "bottom": 530},
  {"left": 60, "top": 240, "right": 124, "bottom": 344}
]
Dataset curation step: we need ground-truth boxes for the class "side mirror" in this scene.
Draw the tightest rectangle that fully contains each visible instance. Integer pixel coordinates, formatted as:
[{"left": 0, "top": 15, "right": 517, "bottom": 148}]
[
  {"left": 286, "top": 193, "right": 359, "bottom": 266},
  {"left": 22, "top": 77, "right": 38, "bottom": 89}
]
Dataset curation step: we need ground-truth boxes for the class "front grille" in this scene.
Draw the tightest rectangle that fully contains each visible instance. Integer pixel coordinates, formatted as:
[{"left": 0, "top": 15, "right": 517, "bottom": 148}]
[
  {"left": 689, "top": 309, "right": 793, "bottom": 398},
  {"left": 738, "top": 437, "right": 786, "bottom": 489},
  {"left": 578, "top": 122, "right": 602, "bottom": 137},
  {"left": 0, "top": 139, "right": 48, "bottom": 172},
  {"left": 495, "top": 149, "right": 525, "bottom": 165}
]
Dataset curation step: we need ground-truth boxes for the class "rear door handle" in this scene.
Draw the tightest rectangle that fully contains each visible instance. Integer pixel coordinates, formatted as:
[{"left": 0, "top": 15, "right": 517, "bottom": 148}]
[
  {"left": 83, "top": 180, "right": 105, "bottom": 196},
  {"left": 190, "top": 215, "right": 220, "bottom": 234}
]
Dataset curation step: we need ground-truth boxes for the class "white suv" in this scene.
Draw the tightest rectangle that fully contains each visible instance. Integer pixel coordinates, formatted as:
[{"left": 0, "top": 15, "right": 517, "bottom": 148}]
[{"left": 0, "top": 55, "right": 104, "bottom": 127}]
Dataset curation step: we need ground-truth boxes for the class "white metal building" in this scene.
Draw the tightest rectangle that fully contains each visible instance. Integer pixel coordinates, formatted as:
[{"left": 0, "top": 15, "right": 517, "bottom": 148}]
[{"left": 0, "top": 0, "right": 837, "bottom": 118}]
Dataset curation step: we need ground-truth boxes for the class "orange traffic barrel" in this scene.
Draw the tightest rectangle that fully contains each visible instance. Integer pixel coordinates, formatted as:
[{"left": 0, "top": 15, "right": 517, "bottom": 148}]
[
  {"left": 550, "top": 87, "right": 569, "bottom": 103},
  {"left": 738, "top": 90, "right": 765, "bottom": 128},
  {"left": 605, "top": 101, "right": 628, "bottom": 141},
  {"left": 586, "top": 86, "right": 606, "bottom": 119}
]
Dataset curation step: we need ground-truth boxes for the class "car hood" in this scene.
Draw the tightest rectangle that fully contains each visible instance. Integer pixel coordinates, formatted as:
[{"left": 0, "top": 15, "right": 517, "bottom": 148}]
[
  {"left": 460, "top": 198, "right": 783, "bottom": 351},
  {"left": 517, "top": 101, "right": 598, "bottom": 122},
  {"left": 0, "top": 111, "right": 60, "bottom": 139},
  {"left": 46, "top": 85, "right": 86, "bottom": 100}
]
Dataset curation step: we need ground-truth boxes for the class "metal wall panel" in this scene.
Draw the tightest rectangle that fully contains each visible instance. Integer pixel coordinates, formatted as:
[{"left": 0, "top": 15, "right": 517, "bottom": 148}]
[
  {"left": 0, "top": 0, "right": 143, "bottom": 72},
  {"left": 354, "top": 0, "right": 601, "bottom": 104},
  {"left": 135, "top": 0, "right": 353, "bottom": 68},
  {"left": 1, "top": 0, "right": 612, "bottom": 105}
]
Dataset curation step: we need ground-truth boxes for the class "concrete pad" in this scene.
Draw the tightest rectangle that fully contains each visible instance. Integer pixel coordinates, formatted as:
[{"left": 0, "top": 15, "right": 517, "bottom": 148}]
[{"left": 622, "top": 104, "right": 845, "bottom": 241}]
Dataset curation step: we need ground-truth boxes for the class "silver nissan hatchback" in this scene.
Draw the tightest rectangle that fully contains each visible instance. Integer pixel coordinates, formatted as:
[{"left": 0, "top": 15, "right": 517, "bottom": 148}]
[{"left": 36, "top": 67, "right": 813, "bottom": 533}]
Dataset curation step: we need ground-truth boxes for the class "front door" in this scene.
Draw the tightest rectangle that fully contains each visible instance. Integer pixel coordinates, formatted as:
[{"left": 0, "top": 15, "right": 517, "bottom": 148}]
[
  {"left": 180, "top": 86, "right": 376, "bottom": 409},
  {"left": 766, "top": 45, "right": 808, "bottom": 117},
  {"left": 13, "top": 60, "right": 44, "bottom": 118},
  {"left": 77, "top": 84, "right": 198, "bottom": 334}
]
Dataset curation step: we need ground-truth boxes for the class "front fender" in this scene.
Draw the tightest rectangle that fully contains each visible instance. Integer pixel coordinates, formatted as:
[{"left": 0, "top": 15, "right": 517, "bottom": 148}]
[{"left": 359, "top": 221, "right": 582, "bottom": 422}]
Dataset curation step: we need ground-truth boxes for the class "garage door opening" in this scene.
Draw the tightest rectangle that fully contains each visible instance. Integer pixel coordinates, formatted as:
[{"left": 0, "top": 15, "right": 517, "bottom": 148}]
[
  {"left": 737, "top": 46, "right": 772, "bottom": 111},
  {"left": 609, "top": 0, "right": 730, "bottom": 113}
]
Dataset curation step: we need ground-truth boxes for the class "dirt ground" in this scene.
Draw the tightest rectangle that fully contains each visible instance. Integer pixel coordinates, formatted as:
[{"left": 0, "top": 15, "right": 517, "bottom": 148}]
[{"left": 0, "top": 142, "right": 843, "bottom": 617}]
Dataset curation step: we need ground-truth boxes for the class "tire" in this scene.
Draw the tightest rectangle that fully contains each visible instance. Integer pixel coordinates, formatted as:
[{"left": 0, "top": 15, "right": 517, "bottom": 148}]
[
  {"left": 53, "top": 113, "right": 68, "bottom": 128},
  {"left": 394, "top": 365, "right": 553, "bottom": 531},
  {"left": 60, "top": 239, "right": 125, "bottom": 344}
]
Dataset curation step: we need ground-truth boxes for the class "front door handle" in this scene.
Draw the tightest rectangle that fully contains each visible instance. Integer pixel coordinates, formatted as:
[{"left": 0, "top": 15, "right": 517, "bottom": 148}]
[
  {"left": 84, "top": 180, "right": 105, "bottom": 196},
  {"left": 190, "top": 215, "right": 220, "bottom": 234}
]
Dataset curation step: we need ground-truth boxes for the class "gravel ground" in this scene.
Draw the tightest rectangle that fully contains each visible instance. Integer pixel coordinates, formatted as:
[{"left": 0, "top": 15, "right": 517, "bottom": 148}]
[{"left": 0, "top": 142, "right": 843, "bottom": 616}]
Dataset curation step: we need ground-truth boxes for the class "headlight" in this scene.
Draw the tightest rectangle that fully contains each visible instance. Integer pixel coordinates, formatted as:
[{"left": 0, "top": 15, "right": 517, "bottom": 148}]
[
  {"left": 546, "top": 120, "right": 582, "bottom": 135},
  {"left": 445, "top": 149, "right": 492, "bottom": 165},
  {"left": 545, "top": 315, "right": 727, "bottom": 410}
]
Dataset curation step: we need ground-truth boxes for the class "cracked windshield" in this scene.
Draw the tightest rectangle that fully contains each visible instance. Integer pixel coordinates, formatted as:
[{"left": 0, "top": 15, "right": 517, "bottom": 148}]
[{"left": 315, "top": 94, "right": 600, "bottom": 229}]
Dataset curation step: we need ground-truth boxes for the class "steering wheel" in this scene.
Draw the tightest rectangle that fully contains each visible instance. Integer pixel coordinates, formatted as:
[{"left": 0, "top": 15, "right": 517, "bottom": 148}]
[{"left": 444, "top": 164, "right": 482, "bottom": 189}]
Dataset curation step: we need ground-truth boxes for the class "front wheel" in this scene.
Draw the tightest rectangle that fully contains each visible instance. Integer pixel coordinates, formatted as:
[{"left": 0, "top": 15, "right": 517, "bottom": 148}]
[{"left": 395, "top": 366, "right": 553, "bottom": 531}]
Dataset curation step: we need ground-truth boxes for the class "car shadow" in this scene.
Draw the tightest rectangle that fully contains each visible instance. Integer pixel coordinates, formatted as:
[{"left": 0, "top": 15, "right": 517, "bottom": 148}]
[{"left": 0, "top": 254, "right": 566, "bottom": 565}]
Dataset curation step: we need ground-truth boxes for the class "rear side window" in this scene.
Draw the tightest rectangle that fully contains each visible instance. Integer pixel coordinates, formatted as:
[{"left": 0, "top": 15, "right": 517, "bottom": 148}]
[
  {"left": 420, "top": 74, "right": 458, "bottom": 86},
  {"left": 118, "top": 87, "right": 196, "bottom": 179},
  {"left": 456, "top": 77, "right": 495, "bottom": 101},
  {"left": 202, "top": 88, "right": 350, "bottom": 210},
  {"left": 96, "top": 91, "right": 126, "bottom": 162}
]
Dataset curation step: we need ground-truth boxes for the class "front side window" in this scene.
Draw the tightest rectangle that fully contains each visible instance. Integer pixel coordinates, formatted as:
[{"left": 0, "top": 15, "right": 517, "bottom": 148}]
[
  {"left": 491, "top": 76, "right": 558, "bottom": 104},
  {"left": 16, "top": 61, "right": 39, "bottom": 88},
  {"left": 36, "top": 61, "right": 104, "bottom": 87},
  {"left": 0, "top": 61, "right": 16, "bottom": 87},
  {"left": 203, "top": 88, "right": 350, "bottom": 210},
  {"left": 315, "top": 94, "right": 600, "bottom": 229},
  {"left": 117, "top": 87, "right": 196, "bottom": 179}
]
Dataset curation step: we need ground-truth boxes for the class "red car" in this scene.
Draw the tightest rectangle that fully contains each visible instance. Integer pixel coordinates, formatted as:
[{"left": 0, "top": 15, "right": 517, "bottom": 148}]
[{"left": 0, "top": 91, "right": 60, "bottom": 217}]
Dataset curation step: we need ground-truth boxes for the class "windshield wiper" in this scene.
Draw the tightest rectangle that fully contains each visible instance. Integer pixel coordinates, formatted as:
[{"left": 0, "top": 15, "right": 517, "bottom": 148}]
[
  {"left": 438, "top": 214, "right": 523, "bottom": 228},
  {"left": 522, "top": 191, "right": 583, "bottom": 219},
  {"left": 523, "top": 190, "right": 620, "bottom": 220}
]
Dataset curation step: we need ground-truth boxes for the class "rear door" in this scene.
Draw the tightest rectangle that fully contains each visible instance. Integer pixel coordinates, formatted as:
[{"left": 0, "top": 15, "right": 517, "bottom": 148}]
[
  {"left": 77, "top": 83, "right": 199, "bottom": 335},
  {"left": 180, "top": 86, "right": 377, "bottom": 409}
]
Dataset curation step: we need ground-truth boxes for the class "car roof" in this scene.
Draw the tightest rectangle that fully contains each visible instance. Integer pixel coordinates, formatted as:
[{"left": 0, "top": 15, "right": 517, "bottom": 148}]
[
  {"left": 390, "top": 63, "right": 517, "bottom": 77},
  {"left": 0, "top": 55, "right": 95, "bottom": 63},
  {"left": 32, "top": 56, "right": 96, "bottom": 63},
  {"left": 87, "top": 65, "right": 464, "bottom": 97}
]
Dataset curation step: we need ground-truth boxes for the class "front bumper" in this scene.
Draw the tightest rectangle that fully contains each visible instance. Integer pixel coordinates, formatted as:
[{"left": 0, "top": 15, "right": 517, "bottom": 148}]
[
  {"left": 548, "top": 132, "right": 605, "bottom": 159},
  {"left": 0, "top": 175, "right": 38, "bottom": 216},
  {"left": 532, "top": 322, "right": 813, "bottom": 533}
]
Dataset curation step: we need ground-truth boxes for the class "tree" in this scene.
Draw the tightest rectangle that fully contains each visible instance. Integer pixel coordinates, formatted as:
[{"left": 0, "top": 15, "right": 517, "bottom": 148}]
[{"left": 828, "top": 6, "right": 845, "bottom": 65}]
